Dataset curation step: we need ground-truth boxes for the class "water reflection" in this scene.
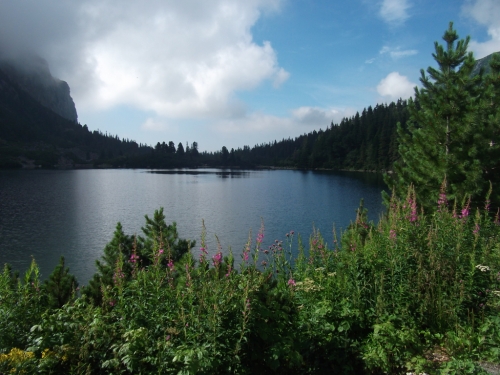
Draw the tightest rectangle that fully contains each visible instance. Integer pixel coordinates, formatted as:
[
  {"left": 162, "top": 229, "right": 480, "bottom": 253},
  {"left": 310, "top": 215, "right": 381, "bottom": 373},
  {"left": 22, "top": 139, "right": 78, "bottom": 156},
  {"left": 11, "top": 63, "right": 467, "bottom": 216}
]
[
  {"left": 0, "top": 169, "right": 387, "bottom": 285},
  {"left": 147, "top": 169, "right": 251, "bottom": 178}
]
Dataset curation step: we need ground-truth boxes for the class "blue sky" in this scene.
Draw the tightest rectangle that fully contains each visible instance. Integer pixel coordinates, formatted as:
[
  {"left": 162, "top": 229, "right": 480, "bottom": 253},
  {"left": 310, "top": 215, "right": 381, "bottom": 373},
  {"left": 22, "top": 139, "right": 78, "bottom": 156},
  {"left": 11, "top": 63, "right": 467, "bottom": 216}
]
[{"left": 1, "top": 0, "right": 499, "bottom": 152}]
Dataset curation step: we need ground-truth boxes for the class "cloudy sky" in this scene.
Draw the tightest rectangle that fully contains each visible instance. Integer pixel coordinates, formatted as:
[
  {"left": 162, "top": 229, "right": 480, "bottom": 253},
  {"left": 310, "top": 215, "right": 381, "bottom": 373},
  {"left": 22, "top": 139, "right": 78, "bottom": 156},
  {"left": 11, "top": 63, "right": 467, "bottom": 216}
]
[{"left": 1, "top": 0, "right": 499, "bottom": 152}]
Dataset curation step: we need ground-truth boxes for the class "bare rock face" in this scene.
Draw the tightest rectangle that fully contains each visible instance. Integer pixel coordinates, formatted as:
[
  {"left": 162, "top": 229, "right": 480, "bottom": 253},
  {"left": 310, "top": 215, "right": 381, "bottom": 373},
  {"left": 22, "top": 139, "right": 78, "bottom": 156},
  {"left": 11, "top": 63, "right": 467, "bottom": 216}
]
[{"left": 0, "top": 53, "right": 78, "bottom": 122}]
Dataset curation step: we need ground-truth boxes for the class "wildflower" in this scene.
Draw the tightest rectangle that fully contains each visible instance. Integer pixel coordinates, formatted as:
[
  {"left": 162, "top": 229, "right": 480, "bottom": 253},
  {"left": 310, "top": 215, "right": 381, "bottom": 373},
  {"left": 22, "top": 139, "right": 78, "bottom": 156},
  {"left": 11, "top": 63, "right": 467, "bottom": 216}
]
[
  {"left": 315, "top": 267, "right": 325, "bottom": 272},
  {"left": 129, "top": 254, "right": 140, "bottom": 263},
  {"left": 167, "top": 260, "right": 174, "bottom": 272},
  {"left": 408, "top": 198, "right": 417, "bottom": 222},
  {"left": 225, "top": 266, "right": 232, "bottom": 277},
  {"left": 288, "top": 278, "right": 296, "bottom": 287},
  {"left": 200, "top": 247, "right": 208, "bottom": 255},
  {"left": 437, "top": 192, "right": 447, "bottom": 210},
  {"left": 166, "top": 335, "right": 171, "bottom": 341},
  {"left": 389, "top": 229, "right": 396, "bottom": 240},
  {"left": 461, "top": 207, "right": 469, "bottom": 218},
  {"left": 212, "top": 252, "right": 222, "bottom": 267},
  {"left": 473, "top": 223, "right": 480, "bottom": 234},
  {"left": 109, "top": 301, "right": 115, "bottom": 307},
  {"left": 290, "top": 231, "right": 294, "bottom": 235},
  {"left": 159, "top": 248, "right": 164, "bottom": 254},
  {"left": 475, "top": 264, "right": 490, "bottom": 272},
  {"left": 243, "top": 251, "right": 249, "bottom": 262}
]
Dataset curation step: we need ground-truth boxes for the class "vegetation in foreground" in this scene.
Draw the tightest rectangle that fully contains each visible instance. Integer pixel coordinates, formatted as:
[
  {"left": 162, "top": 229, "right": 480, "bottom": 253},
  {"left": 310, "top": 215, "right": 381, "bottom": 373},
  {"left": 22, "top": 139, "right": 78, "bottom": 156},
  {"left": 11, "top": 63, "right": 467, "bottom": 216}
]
[{"left": 1, "top": 186, "right": 500, "bottom": 374}]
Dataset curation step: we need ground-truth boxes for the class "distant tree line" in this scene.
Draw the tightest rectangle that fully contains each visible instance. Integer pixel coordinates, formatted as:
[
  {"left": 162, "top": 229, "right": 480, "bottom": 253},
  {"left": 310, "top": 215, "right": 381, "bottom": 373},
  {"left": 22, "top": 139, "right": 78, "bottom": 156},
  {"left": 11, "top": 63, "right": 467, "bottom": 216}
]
[{"left": 207, "top": 99, "right": 408, "bottom": 170}]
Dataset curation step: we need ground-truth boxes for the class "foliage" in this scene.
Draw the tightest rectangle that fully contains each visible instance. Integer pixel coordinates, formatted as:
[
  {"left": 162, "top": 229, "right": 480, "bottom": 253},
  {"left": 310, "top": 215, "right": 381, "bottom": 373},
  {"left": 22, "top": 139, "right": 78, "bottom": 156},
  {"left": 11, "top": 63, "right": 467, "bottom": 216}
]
[
  {"left": 386, "top": 23, "right": 500, "bottom": 211},
  {"left": 83, "top": 208, "right": 194, "bottom": 305},
  {"left": 41, "top": 256, "right": 78, "bottom": 309}
]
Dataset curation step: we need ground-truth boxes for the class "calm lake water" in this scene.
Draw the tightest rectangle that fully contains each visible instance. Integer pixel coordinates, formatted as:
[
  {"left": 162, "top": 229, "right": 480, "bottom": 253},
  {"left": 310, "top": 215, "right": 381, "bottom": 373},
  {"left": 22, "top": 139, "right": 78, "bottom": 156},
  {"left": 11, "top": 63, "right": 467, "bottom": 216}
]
[{"left": 0, "top": 169, "right": 387, "bottom": 285}]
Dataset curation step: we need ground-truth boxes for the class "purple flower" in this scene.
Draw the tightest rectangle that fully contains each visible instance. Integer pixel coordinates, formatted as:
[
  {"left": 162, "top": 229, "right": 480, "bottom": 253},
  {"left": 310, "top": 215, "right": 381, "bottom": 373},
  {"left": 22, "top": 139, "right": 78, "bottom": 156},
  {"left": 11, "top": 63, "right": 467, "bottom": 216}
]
[
  {"left": 408, "top": 198, "right": 417, "bottom": 222},
  {"left": 167, "top": 260, "right": 175, "bottom": 272},
  {"left": 438, "top": 192, "right": 447, "bottom": 208},
  {"left": 461, "top": 207, "right": 469, "bottom": 218},
  {"left": 288, "top": 278, "right": 296, "bottom": 287},
  {"left": 212, "top": 252, "right": 222, "bottom": 267}
]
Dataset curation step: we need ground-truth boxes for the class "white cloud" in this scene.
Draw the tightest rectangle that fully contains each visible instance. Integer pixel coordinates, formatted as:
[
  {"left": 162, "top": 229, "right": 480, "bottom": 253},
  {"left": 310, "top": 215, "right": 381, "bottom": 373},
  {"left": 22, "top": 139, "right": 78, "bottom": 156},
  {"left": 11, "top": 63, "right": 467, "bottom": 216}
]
[
  {"left": 209, "top": 106, "right": 356, "bottom": 146},
  {"left": 141, "top": 117, "right": 178, "bottom": 133},
  {"left": 292, "top": 107, "right": 345, "bottom": 126},
  {"left": 463, "top": 0, "right": 500, "bottom": 58},
  {"left": 380, "top": 46, "right": 418, "bottom": 59},
  {"left": 379, "top": 0, "right": 411, "bottom": 25},
  {"left": 376, "top": 72, "right": 415, "bottom": 100},
  {"left": 0, "top": 0, "right": 288, "bottom": 120}
]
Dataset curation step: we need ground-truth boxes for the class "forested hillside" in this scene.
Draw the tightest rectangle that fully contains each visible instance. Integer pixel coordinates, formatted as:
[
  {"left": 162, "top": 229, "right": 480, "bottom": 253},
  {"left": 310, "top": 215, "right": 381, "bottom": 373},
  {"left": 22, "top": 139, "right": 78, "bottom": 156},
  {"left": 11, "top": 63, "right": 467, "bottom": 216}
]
[
  {"left": 210, "top": 99, "right": 408, "bottom": 170},
  {"left": 1, "top": 50, "right": 497, "bottom": 171}
]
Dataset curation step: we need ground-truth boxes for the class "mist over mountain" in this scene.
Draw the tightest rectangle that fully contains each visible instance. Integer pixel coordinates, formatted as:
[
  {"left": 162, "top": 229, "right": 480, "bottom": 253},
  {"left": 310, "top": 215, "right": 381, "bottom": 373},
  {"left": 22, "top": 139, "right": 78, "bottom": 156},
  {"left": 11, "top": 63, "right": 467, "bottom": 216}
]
[{"left": 0, "top": 52, "right": 77, "bottom": 123}]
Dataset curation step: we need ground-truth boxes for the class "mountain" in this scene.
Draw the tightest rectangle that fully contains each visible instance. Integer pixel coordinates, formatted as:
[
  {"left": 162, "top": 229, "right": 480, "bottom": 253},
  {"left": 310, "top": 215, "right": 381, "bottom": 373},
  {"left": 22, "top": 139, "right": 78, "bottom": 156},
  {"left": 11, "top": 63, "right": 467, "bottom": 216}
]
[
  {"left": 0, "top": 53, "right": 78, "bottom": 123},
  {"left": 0, "top": 54, "right": 150, "bottom": 169},
  {"left": 471, "top": 51, "right": 500, "bottom": 77}
]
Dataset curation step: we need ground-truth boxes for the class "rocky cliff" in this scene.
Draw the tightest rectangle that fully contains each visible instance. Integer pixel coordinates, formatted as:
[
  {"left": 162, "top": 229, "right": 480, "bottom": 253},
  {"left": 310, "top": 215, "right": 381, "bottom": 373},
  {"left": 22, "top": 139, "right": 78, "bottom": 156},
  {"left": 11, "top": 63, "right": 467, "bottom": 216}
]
[{"left": 0, "top": 53, "right": 78, "bottom": 122}]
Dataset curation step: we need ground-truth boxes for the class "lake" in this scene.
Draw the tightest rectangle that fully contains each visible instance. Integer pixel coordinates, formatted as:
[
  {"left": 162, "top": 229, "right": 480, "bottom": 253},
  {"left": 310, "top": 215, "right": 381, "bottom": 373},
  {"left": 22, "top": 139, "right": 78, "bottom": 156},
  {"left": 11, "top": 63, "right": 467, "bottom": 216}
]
[{"left": 0, "top": 168, "right": 387, "bottom": 285}]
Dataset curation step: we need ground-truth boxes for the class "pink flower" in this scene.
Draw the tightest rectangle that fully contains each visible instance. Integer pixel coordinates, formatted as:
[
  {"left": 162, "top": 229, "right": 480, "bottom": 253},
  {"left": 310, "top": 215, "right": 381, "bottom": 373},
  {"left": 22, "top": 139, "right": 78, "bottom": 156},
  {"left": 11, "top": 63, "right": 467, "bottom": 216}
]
[
  {"left": 288, "top": 279, "right": 296, "bottom": 287},
  {"left": 473, "top": 224, "right": 480, "bottom": 234},
  {"left": 243, "top": 251, "right": 249, "bottom": 262},
  {"left": 212, "top": 252, "right": 222, "bottom": 267},
  {"left": 167, "top": 260, "right": 174, "bottom": 272},
  {"left": 159, "top": 248, "right": 164, "bottom": 254},
  {"left": 438, "top": 192, "right": 447, "bottom": 207},
  {"left": 408, "top": 198, "right": 417, "bottom": 222},
  {"left": 389, "top": 229, "right": 396, "bottom": 240},
  {"left": 461, "top": 207, "right": 469, "bottom": 218}
]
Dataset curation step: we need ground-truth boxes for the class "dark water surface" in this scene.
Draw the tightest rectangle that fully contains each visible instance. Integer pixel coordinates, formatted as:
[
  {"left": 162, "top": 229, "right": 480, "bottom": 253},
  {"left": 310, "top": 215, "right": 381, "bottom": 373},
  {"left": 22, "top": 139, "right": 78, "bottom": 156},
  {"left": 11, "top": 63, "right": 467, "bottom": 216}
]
[{"left": 0, "top": 169, "right": 387, "bottom": 285}]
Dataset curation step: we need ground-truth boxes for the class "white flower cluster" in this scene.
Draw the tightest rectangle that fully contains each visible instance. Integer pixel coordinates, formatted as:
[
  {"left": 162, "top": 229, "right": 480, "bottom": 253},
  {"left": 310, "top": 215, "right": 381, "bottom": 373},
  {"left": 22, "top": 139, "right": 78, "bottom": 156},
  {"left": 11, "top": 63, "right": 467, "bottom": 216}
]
[{"left": 475, "top": 264, "right": 490, "bottom": 272}]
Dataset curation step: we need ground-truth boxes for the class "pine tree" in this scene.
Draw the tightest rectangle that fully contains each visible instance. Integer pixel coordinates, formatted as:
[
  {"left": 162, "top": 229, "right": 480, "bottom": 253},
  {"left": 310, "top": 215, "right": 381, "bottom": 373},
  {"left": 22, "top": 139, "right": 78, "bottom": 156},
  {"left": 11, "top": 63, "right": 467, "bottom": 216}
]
[
  {"left": 83, "top": 222, "right": 134, "bottom": 305},
  {"left": 385, "top": 22, "right": 486, "bottom": 210},
  {"left": 474, "top": 53, "right": 500, "bottom": 209},
  {"left": 139, "top": 207, "right": 192, "bottom": 263},
  {"left": 42, "top": 256, "right": 78, "bottom": 309},
  {"left": 83, "top": 209, "right": 194, "bottom": 305}
]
